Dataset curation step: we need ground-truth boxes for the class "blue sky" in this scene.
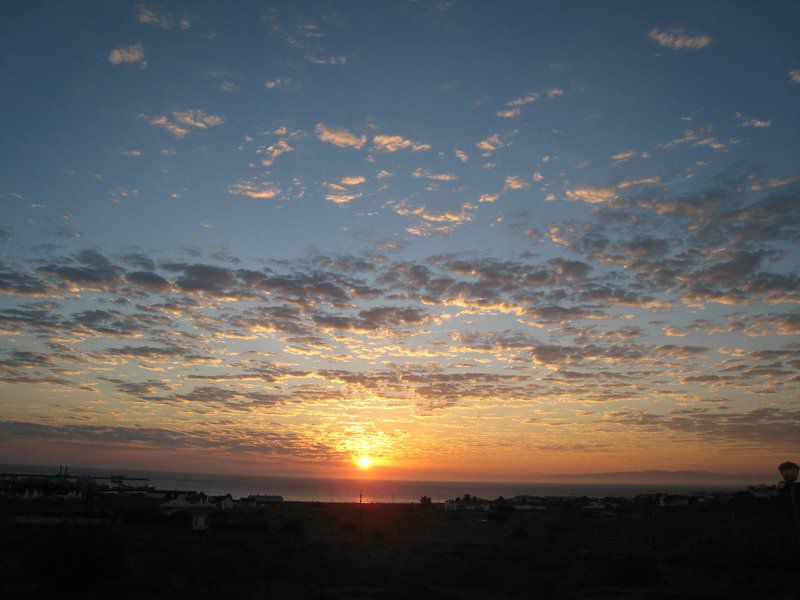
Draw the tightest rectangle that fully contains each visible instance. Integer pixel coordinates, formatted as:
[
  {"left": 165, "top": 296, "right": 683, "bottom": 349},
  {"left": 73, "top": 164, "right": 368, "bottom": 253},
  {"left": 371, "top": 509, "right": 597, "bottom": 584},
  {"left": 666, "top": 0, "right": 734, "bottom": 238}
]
[{"left": 0, "top": 1, "right": 798, "bottom": 479}]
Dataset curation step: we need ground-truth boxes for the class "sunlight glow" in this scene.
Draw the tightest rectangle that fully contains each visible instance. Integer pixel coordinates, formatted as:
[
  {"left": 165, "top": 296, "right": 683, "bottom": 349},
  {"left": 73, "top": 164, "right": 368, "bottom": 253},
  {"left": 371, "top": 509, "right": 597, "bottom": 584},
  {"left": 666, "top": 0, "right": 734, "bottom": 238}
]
[{"left": 357, "top": 456, "right": 372, "bottom": 469}]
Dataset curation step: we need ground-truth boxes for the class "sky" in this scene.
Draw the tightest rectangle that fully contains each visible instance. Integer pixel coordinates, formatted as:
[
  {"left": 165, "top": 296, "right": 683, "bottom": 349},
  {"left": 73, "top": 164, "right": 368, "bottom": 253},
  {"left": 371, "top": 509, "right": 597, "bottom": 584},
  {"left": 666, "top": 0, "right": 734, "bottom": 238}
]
[{"left": 0, "top": 1, "right": 799, "bottom": 481}]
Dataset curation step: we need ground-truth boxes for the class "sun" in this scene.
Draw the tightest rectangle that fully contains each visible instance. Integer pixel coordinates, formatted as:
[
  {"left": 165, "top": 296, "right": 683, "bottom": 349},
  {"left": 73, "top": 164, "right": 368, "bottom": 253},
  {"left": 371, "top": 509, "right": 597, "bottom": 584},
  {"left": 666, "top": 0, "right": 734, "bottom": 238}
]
[{"left": 356, "top": 456, "right": 372, "bottom": 469}]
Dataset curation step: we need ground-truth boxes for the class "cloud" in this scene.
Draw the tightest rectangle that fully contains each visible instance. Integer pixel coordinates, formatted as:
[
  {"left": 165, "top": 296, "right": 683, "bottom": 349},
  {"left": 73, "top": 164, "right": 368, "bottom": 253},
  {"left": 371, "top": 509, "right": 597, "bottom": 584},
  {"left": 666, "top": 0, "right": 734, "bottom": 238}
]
[
  {"left": 406, "top": 205, "right": 475, "bottom": 236},
  {"left": 372, "top": 135, "right": 430, "bottom": 152},
  {"left": 789, "top": 69, "right": 800, "bottom": 84},
  {"left": 498, "top": 91, "right": 542, "bottom": 118},
  {"left": 565, "top": 187, "right": 617, "bottom": 203},
  {"left": 149, "top": 110, "right": 225, "bottom": 137},
  {"left": 126, "top": 271, "right": 171, "bottom": 292},
  {"left": 36, "top": 250, "right": 124, "bottom": 292},
  {"left": 612, "top": 149, "right": 649, "bottom": 164},
  {"left": 339, "top": 176, "right": 366, "bottom": 186},
  {"left": 735, "top": 113, "right": 771, "bottom": 128},
  {"left": 173, "top": 110, "right": 225, "bottom": 129},
  {"left": 306, "top": 54, "right": 348, "bottom": 65},
  {"left": 315, "top": 123, "right": 366, "bottom": 149},
  {"left": 257, "top": 139, "right": 293, "bottom": 166},
  {"left": 228, "top": 179, "right": 281, "bottom": 199},
  {"left": 412, "top": 168, "right": 457, "bottom": 181},
  {"left": 325, "top": 192, "right": 362, "bottom": 204},
  {"left": 264, "top": 78, "right": 292, "bottom": 89},
  {"left": 137, "top": 4, "right": 192, "bottom": 30},
  {"left": 648, "top": 28, "right": 712, "bottom": 50},
  {"left": 479, "top": 193, "right": 499, "bottom": 203},
  {"left": 749, "top": 175, "right": 800, "bottom": 192},
  {"left": 617, "top": 175, "right": 661, "bottom": 189},
  {"left": 506, "top": 92, "right": 539, "bottom": 107},
  {"left": 504, "top": 175, "right": 529, "bottom": 191},
  {"left": 108, "top": 44, "right": 146, "bottom": 66},
  {"left": 658, "top": 128, "right": 720, "bottom": 150},
  {"left": 496, "top": 108, "right": 521, "bottom": 119},
  {"left": 546, "top": 88, "right": 564, "bottom": 98},
  {"left": 476, "top": 134, "right": 507, "bottom": 155}
]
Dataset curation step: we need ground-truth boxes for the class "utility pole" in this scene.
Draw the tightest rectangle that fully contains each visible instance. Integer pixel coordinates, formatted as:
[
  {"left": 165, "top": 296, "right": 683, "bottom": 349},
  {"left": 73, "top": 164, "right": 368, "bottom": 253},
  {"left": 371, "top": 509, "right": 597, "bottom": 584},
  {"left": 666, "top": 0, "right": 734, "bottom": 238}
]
[{"left": 359, "top": 490, "right": 363, "bottom": 543}]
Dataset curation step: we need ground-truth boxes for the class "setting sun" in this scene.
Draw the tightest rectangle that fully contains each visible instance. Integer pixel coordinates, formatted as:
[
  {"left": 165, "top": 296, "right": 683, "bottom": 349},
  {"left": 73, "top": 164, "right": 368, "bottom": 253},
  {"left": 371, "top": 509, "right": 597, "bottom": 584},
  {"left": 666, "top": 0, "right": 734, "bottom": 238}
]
[{"left": 357, "top": 456, "right": 372, "bottom": 469}]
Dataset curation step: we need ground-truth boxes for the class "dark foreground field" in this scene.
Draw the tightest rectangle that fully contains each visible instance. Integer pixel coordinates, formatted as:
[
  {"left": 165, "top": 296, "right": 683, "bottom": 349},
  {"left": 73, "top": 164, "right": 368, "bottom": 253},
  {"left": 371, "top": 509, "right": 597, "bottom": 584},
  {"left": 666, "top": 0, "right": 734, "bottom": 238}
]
[{"left": 1, "top": 496, "right": 798, "bottom": 599}]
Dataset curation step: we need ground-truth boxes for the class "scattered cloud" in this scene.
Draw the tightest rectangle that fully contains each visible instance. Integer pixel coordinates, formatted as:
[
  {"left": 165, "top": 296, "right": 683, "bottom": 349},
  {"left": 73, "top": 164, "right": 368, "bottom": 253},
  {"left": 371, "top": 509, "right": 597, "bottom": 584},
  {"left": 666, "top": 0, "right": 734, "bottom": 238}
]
[
  {"left": 504, "top": 175, "right": 529, "bottom": 191},
  {"left": 325, "top": 192, "right": 361, "bottom": 204},
  {"left": 617, "top": 175, "right": 661, "bottom": 189},
  {"left": 412, "top": 168, "right": 457, "bottom": 181},
  {"left": 497, "top": 108, "right": 521, "bottom": 119},
  {"left": 565, "top": 187, "right": 617, "bottom": 203},
  {"left": 306, "top": 54, "right": 348, "bottom": 65},
  {"left": 137, "top": 4, "right": 193, "bottom": 30},
  {"left": 108, "top": 44, "right": 146, "bottom": 66},
  {"left": 149, "top": 110, "right": 225, "bottom": 137},
  {"left": 476, "top": 134, "right": 507, "bottom": 155},
  {"left": 736, "top": 113, "right": 771, "bottom": 128},
  {"left": 265, "top": 78, "right": 292, "bottom": 89},
  {"left": 315, "top": 123, "right": 366, "bottom": 149},
  {"left": 228, "top": 178, "right": 281, "bottom": 199},
  {"left": 372, "top": 135, "right": 430, "bottom": 152},
  {"left": 648, "top": 28, "right": 712, "bottom": 50}
]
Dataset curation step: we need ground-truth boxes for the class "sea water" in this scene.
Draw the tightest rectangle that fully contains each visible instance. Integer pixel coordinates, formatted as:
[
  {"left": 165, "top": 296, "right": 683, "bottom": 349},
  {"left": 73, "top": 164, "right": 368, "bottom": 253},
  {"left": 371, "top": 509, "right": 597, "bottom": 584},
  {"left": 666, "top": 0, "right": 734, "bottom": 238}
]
[{"left": 0, "top": 463, "right": 760, "bottom": 502}]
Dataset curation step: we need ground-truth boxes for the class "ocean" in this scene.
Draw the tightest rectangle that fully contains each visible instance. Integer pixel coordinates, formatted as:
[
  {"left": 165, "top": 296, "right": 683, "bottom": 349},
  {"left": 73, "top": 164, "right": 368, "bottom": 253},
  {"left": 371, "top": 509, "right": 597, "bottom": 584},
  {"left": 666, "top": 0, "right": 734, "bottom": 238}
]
[{"left": 0, "top": 463, "right": 762, "bottom": 503}]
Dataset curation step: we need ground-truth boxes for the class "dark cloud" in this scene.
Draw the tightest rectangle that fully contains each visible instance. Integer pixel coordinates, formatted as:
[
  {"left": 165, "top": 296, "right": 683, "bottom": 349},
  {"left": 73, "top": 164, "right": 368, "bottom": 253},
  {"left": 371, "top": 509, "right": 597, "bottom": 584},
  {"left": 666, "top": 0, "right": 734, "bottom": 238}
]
[
  {"left": 37, "top": 250, "right": 124, "bottom": 291},
  {"left": 126, "top": 271, "right": 171, "bottom": 292}
]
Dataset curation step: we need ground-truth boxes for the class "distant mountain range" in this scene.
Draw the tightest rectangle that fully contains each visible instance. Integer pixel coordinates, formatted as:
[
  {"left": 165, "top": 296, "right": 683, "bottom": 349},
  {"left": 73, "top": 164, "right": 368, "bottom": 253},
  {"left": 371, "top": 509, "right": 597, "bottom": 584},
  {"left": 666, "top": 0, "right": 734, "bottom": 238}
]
[{"left": 540, "top": 470, "right": 774, "bottom": 484}]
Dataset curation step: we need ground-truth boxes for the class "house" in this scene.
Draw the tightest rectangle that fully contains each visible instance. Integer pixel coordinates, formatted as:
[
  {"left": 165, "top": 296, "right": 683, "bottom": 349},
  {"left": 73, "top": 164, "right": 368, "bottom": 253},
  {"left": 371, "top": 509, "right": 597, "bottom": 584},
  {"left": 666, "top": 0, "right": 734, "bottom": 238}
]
[
  {"left": 160, "top": 493, "right": 212, "bottom": 509},
  {"left": 215, "top": 494, "right": 236, "bottom": 510},
  {"left": 444, "top": 498, "right": 491, "bottom": 511},
  {"left": 245, "top": 494, "right": 283, "bottom": 505},
  {"left": 160, "top": 493, "right": 214, "bottom": 529}
]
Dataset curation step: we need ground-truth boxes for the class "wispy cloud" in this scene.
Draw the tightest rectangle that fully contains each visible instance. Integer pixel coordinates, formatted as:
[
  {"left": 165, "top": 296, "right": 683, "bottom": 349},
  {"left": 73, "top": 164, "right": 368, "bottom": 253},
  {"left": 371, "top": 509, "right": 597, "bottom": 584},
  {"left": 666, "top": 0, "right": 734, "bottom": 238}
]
[
  {"left": 137, "top": 4, "right": 193, "bottom": 30},
  {"left": 148, "top": 110, "right": 226, "bottom": 137},
  {"left": 306, "top": 54, "right": 348, "bottom": 65},
  {"left": 565, "top": 187, "right": 617, "bottom": 203},
  {"left": 496, "top": 108, "right": 521, "bottom": 119},
  {"left": 265, "top": 78, "right": 293, "bottom": 89},
  {"left": 617, "top": 175, "right": 661, "bottom": 189},
  {"left": 736, "top": 113, "right": 771, "bottom": 128},
  {"left": 228, "top": 179, "right": 281, "bottom": 199},
  {"left": 648, "top": 28, "right": 712, "bottom": 50},
  {"left": 506, "top": 92, "right": 539, "bottom": 107},
  {"left": 412, "top": 168, "right": 457, "bottom": 181},
  {"left": 325, "top": 192, "right": 362, "bottom": 204},
  {"left": 612, "top": 149, "right": 650, "bottom": 164}
]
